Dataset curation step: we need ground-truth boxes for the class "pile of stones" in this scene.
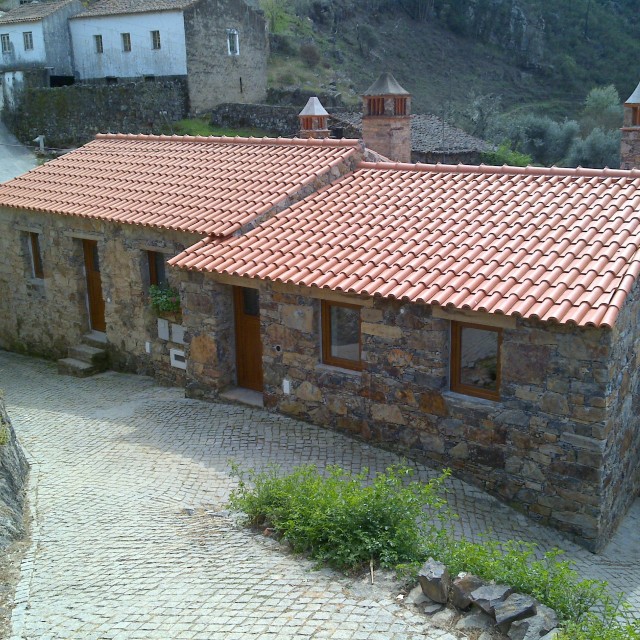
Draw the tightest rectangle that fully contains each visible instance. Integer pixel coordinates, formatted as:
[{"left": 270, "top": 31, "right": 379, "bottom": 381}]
[{"left": 406, "top": 558, "right": 560, "bottom": 640}]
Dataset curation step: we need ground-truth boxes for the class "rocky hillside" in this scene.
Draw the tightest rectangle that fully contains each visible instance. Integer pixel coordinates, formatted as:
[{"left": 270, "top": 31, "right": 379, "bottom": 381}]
[{"left": 264, "top": 0, "right": 640, "bottom": 122}]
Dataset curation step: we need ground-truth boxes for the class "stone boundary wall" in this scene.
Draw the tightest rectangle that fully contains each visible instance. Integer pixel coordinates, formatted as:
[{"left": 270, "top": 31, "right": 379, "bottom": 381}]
[
  {"left": 5, "top": 79, "right": 188, "bottom": 148},
  {"left": 0, "top": 391, "right": 28, "bottom": 549},
  {"left": 210, "top": 103, "right": 302, "bottom": 137}
]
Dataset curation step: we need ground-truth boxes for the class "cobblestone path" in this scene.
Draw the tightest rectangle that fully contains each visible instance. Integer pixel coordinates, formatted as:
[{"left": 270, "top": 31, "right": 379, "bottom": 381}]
[{"left": 1, "top": 351, "right": 638, "bottom": 639}]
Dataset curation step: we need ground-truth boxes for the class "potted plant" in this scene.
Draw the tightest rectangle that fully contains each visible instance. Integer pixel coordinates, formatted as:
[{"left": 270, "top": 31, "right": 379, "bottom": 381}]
[{"left": 149, "top": 284, "right": 182, "bottom": 323}]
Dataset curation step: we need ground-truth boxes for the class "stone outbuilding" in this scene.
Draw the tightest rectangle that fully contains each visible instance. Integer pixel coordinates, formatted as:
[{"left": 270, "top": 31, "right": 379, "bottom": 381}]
[{"left": 1, "top": 86, "right": 640, "bottom": 552}]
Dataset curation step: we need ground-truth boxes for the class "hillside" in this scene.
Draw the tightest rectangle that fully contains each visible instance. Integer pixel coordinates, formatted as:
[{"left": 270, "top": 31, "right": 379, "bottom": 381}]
[{"left": 264, "top": 0, "right": 640, "bottom": 125}]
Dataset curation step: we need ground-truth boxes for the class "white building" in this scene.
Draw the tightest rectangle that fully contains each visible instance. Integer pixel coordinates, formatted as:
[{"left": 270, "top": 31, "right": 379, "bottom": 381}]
[
  {"left": 69, "top": 2, "right": 192, "bottom": 81},
  {"left": 0, "top": 0, "right": 82, "bottom": 76}
]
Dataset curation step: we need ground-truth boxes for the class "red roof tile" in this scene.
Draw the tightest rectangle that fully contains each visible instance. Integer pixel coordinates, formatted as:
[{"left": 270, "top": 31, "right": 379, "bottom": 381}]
[
  {"left": 0, "top": 134, "right": 360, "bottom": 236},
  {"left": 170, "top": 162, "right": 640, "bottom": 328}
]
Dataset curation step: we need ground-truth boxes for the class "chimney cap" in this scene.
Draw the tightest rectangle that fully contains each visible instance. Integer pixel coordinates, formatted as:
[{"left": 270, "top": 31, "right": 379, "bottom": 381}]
[
  {"left": 625, "top": 81, "right": 640, "bottom": 105},
  {"left": 363, "top": 72, "right": 410, "bottom": 97},
  {"left": 299, "top": 97, "right": 329, "bottom": 117}
]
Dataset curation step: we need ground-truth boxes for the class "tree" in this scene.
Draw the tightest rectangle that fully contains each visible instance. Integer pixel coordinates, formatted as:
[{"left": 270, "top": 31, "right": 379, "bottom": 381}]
[
  {"left": 565, "top": 128, "right": 621, "bottom": 169},
  {"left": 580, "top": 85, "right": 623, "bottom": 134}
]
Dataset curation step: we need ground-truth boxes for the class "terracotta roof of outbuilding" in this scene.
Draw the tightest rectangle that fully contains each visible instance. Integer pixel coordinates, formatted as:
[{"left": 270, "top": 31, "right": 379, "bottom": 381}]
[
  {"left": 0, "top": 0, "right": 75, "bottom": 24},
  {"left": 170, "top": 162, "right": 640, "bottom": 328},
  {"left": 0, "top": 133, "right": 361, "bottom": 236},
  {"left": 72, "top": 0, "right": 197, "bottom": 18},
  {"left": 333, "top": 112, "right": 490, "bottom": 155}
]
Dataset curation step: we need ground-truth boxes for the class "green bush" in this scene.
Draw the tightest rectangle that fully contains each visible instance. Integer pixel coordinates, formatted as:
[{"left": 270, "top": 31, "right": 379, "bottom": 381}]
[
  {"left": 481, "top": 142, "right": 533, "bottom": 167},
  {"left": 424, "top": 537, "right": 605, "bottom": 621},
  {"left": 148, "top": 284, "right": 181, "bottom": 313},
  {"left": 556, "top": 595, "right": 640, "bottom": 640},
  {"left": 229, "top": 463, "right": 452, "bottom": 571}
]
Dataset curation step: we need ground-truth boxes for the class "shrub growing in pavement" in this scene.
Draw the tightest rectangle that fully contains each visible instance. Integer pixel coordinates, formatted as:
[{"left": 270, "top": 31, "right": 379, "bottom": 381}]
[{"left": 229, "top": 463, "right": 452, "bottom": 571}]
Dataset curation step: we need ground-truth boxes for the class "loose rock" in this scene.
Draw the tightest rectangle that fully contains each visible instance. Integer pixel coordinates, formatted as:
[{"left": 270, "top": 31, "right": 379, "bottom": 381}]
[
  {"left": 455, "top": 610, "right": 494, "bottom": 631},
  {"left": 494, "top": 592, "right": 537, "bottom": 627},
  {"left": 418, "top": 558, "right": 451, "bottom": 604},
  {"left": 471, "top": 584, "right": 515, "bottom": 616},
  {"left": 451, "top": 572, "right": 486, "bottom": 609}
]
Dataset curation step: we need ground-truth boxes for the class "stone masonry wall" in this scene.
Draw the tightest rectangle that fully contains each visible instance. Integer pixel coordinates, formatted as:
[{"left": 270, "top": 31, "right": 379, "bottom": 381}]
[
  {"left": 183, "top": 0, "right": 268, "bottom": 114},
  {"left": 182, "top": 278, "right": 617, "bottom": 550},
  {"left": 0, "top": 391, "right": 28, "bottom": 549},
  {"left": 6, "top": 80, "right": 188, "bottom": 148},
  {"left": 0, "top": 208, "right": 198, "bottom": 384},
  {"left": 210, "top": 103, "right": 301, "bottom": 136},
  {"left": 600, "top": 276, "right": 640, "bottom": 541}
]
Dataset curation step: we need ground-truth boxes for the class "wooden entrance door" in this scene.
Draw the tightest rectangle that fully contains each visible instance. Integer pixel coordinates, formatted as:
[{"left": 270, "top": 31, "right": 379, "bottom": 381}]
[
  {"left": 83, "top": 239, "right": 106, "bottom": 332},
  {"left": 234, "top": 286, "right": 263, "bottom": 392}
]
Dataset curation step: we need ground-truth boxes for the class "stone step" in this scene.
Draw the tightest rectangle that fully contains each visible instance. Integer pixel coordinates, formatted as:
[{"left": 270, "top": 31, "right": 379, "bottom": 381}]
[
  {"left": 82, "top": 331, "right": 108, "bottom": 349},
  {"left": 57, "top": 357, "right": 98, "bottom": 378},
  {"left": 68, "top": 344, "right": 108, "bottom": 369}
]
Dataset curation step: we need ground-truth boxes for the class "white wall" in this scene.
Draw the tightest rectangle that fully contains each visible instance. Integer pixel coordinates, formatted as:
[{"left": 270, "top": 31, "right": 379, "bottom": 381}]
[
  {"left": 0, "top": 21, "right": 45, "bottom": 69},
  {"left": 69, "top": 11, "right": 187, "bottom": 80}
]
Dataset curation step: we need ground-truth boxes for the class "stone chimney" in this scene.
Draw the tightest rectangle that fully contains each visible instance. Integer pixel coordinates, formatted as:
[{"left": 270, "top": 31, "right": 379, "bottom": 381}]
[
  {"left": 298, "top": 97, "right": 330, "bottom": 139},
  {"left": 361, "top": 72, "right": 412, "bottom": 163},
  {"left": 621, "top": 81, "right": 640, "bottom": 169}
]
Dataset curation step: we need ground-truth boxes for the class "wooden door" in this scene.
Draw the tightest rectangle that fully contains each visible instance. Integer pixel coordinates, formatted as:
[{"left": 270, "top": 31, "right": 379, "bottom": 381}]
[
  {"left": 83, "top": 239, "right": 106, "bottom": 332},
  {"left": 234, "top": 286, "right": 263, "bottom": 392}
]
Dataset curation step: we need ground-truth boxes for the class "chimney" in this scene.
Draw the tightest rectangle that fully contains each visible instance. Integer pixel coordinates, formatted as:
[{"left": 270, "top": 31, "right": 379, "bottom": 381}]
[
  {"left": 621, "top": 80, "right": 640, "bottom": 169},
  {"left": 361, "top": 72, "right": 412, "bottom": 163},
  {"left": 298, "top": 97, "right": 330, "bottom": 139}
]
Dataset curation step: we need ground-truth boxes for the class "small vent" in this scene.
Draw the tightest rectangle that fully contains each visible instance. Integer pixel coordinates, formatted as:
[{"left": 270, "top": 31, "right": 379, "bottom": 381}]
[{"left": 394, "top": 97, "right": 407, "bottom": 116}]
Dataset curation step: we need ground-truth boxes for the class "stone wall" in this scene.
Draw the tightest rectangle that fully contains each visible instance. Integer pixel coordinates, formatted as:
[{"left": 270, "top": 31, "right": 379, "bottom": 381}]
[
  {"left": 0, "top": 208, "right": 199, "bottom": 385},
  {"left": 183, "top": 0, "right": 268, "bottom": 114},
  {"left": 600, "top": 276, "right": 640, "bottom": 541},
  {"left": 5, "top": 80, "right": 188, "bottom": 148},
  {"left": 0, "top": 392, "right": 28, "bottom": 549},
  {"left": 210, "top": 102, "right": 301, "bottom": 136},
  {"left": 182, "top": 277, "right": 621, "bottom": 550}
]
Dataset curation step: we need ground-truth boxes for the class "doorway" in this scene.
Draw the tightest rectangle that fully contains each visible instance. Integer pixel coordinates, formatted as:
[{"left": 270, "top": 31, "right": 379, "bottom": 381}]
[
  {"left": 233, "top": 286, "right": 263, "bottom": 392},
  {"left": 83, "top": 239, "right": 106, "bottom": 332}
]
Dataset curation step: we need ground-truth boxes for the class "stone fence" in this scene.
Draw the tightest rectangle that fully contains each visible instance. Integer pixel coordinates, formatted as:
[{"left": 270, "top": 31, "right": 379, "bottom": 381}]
[
  {"left": 0, "top": 391, "right": 28, "bottom": 549},
  {"left": 5, "top": 79, "right": 188, "bottom": 149}
]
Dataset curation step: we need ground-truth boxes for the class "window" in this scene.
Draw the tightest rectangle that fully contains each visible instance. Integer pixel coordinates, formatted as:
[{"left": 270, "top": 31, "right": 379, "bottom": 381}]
[
  {"left": 94, "top": 34, "right": 103, "bottom": 54},
  {"left": 28, "top": 232, "right": 44, "bottom": 279},
  {"left": 147, "top": 251, "right": 167, "bottom": 287},
  {"left": 151, "top": 30, "right": 161, "bottom": 50},
  {"left": 23, "top": 31, "right": 33, "bottom": 51},
  {"left": 121, "top": 32, "right": 131, "bottom": 52},
  {"left": 1, "top": 34, "right": 11, "bottom": 54},
  {"left": 321, "top": 300, "right": 361, "bottom": 370},
  {"left": 450, "top": 322, "right": 501, "bottom": 400},
  {"left": 227, "top": 29, "right": 239, "bottom": 56}
]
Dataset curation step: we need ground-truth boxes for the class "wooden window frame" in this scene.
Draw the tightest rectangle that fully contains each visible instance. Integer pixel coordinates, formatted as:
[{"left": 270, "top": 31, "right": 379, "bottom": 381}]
[
  {"left": 450, "top": 321, "right": 502, "bottom": 401},
  {"left": 23, "top": 31, "right": 33, "bottom": 51},
  {"left": 147, "top": 250, "right": 167, "bottom": 287},
  {"left": 151, "top": 30, "right": 161, "bottom": 50},
  {"left": 1, "top": 34, "right": 11, "bottom": 54},
  {"left": 122, "top": 32, "right": 131, "bottom": 52},
  {"left": 29, "top": 232, "right": 44, "bottom": 279},
  {"left": 321, "top": 300, "right": 362, "bottom": 371},
  {"left": 94, "top": 34, "right": 103, "bottom": 54}
]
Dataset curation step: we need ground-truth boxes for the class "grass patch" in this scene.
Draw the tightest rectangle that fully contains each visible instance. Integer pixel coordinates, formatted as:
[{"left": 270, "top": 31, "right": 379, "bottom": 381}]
[
  {"left": 165, "top": 118, "right": 271, "bottom": 138},
  {"left": 229, "top": 462, "right": 639, "bottom": 639},
  {"left": 0, "top": 421, "right": 8, "bottom": 446}
]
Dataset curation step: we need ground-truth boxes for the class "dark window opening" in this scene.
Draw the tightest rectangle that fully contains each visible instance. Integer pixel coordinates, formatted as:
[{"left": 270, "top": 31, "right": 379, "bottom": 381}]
[
  {"left": 451, "top": 322, "right": 501, "bottom": 401},
  {"left": 29, "top": 232, "right": 44, "bottom": 279},
  {"left": 321, "top": 300, "right": 362, "bottom": 370},
  {"left": 147, "top": 251, "right": 167, "bottom": 287}
]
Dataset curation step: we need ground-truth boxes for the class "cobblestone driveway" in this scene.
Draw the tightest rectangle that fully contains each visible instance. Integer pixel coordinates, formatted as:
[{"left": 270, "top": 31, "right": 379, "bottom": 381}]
[{"left": 1, "top": 351, "right": 638, "bottom": 639}]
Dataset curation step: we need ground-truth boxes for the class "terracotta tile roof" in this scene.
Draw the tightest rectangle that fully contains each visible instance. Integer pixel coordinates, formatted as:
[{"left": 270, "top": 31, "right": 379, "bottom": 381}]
[
  {"left": 0, "top": 133, "right": 361, "bottom": 236},
  {"left": 73, "top": 0, "right": 197, "bottom": 18},
  {"left": 0, "top": 0, "right": 75, "bottom": 24},
  {"left": 332, "top": 112, "right": 490, "bottom": 155},
  {"left": 170, "top": 162, "right": 640, "bottom": 328}
]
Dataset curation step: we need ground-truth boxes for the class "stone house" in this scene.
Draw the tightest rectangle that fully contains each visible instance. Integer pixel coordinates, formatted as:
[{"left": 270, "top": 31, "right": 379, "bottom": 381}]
[
  {"left": 1, "top": 77, "right": 640, "bottom": 552},
  {"left": 0, "top": 0, "right": 82, "bottom": 107},
  {"left": 68, "top": 0, "right": 268, "bottom": 113}
]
